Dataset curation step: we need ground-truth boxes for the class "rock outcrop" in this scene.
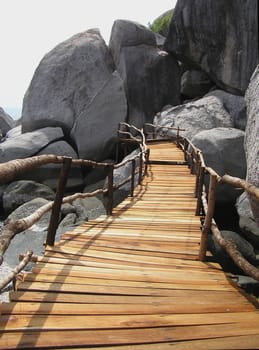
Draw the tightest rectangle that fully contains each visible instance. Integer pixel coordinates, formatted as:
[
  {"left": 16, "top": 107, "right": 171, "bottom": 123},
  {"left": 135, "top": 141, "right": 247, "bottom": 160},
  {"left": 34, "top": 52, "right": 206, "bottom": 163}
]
[
  {"left": 22, "top": 140, "right": 84, "bottom": 190},
  {"left": 3, "top": 180, "right": 55, "bottom": 215},
  {"left": 165, "top": 0, "right": 258, "bottom": 95},
  {"left": 109, "top": 20, "right": 180, "bottom": 127},
  {"left": 21, "top": 29, "right": 127, "bottom": 162},
  {"left": 70, "top": 71, "right": 127, "bottom": 161},
  {"left": 154, "top": 96, "right": 233, "bottom": 140},
  {"left": 0, "top": 107, "right": 15, "bottom": 137},
  {"left": 191, "top": 128, "right": 246, "bottom": 203},
  {"left": 181, "top": 70, "right": 213, "bottom": 98},
  {"left": 244, "top": 65, "right": 259, "bottom": 225},
  {"left": 236, "top": 192, "right": 259, "bottom": 248},
  {"left": 0, "top": 127, "right": 64, "bottom": 163},
  {"left": 205, "top": 90, "right": 247, "bottom": 130},
  {"left": 22, "top": 29, "right": 116, "bottom": 134}
]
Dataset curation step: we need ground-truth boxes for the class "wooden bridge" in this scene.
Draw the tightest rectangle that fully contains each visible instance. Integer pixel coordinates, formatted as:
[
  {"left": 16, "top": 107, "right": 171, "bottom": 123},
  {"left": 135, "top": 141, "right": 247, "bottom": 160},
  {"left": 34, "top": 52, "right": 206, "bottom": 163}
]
[{"left": 0, "top": 139, "right": 259, "bottom": 349}]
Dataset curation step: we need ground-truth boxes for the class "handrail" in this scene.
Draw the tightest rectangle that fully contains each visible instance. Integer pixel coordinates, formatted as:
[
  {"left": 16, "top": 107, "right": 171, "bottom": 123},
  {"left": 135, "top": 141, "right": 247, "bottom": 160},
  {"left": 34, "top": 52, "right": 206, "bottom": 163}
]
[
  {"left": 1, "top": 121, "right": 259, "bottom": 290},
  {"left": 144, "top": 122, "right": 259, "bottom": 281},
  {"left": 0, "top": 122, "right": 149, "bottom": 282}
]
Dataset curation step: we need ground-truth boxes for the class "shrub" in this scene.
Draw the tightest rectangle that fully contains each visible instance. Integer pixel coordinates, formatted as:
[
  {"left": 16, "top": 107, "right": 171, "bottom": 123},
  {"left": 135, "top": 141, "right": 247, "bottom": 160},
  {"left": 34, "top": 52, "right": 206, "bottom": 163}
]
[{"left": 149, "top": 9, "right": 173, "bottom": 37}]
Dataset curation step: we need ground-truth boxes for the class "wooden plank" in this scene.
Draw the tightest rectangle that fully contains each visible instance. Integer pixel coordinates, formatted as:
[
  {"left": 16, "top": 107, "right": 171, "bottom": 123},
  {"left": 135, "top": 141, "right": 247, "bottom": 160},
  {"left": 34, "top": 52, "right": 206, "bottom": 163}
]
[
  {"left": 1, "top": 312, "right": 258, "bottom": 331},
  {"left": 1, "top": 323, "right": 259, "bottom": 349},
  {"left": 65, "top": 334, "right": 259, "bottom": 350},
  {"left": 10, "top": 290, "right": 248, "bottom": 304}
]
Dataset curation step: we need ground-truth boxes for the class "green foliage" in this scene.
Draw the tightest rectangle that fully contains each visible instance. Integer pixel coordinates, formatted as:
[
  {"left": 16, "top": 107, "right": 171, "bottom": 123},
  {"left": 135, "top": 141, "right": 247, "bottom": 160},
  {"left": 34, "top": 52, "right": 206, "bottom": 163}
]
[{"left": 149, "top": 9, "right": 173, "bottom": 37}]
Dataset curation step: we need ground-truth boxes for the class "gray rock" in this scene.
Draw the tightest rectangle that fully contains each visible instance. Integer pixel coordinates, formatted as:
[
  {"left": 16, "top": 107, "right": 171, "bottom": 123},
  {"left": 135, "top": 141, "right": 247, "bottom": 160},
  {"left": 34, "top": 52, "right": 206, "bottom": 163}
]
[
  {"left": 3, "top": 180, "right": 55, "bottom": 215},
  {"left": 0, "top": 127, "right": 64, "bottom": 163},
  {"left": 208, "top": 230, "right": 257, "bottom": 274},
  {"left": 6, "top": 198, "right": 51, "bottom": 231},
  {"left": 245, "top": 65, "right": 259, "bottom": 226},
  {"left": 20, "top": 140, "right": 84, "bottom": 190},
  {"left": 5, "top": 125, "right": 22, "bottom": 139},
  {"left": 181, "top": 70, "right": 214, "bottom": 98},
  {"left": 72, "top": 196, "right": 106, "bottom": 222},
  {"left": 165, "top": 0, "right": 258, "bottom": 95},
  {"left": 105, "top": 149, "right": 140, "bottom": 206},
  {"left": 70, "top": 71, "right": 127, "bottom": 161},
  {"left": 236, "top": 192, "right": 259, "bottom": 248},
  {"left": 205, "top": 90, "right": 247, "bottom": 130},
  {"left": 191, "top": 128, "right": 246, "bottom": 203},
  {"left": 154, "top": 96, "right": 233, "bottom": 140},
  {"left": 0, "top": 107, "right": 15, "bottom": 137},
  {"left": 22, "top": 29, "right": 115, "bottom": 134},
  {"left": 109, "top": 19, "right": 180, "bottom": 127},
  {"left": 58, "top": 212, "right": 77, "bottom": 228}
]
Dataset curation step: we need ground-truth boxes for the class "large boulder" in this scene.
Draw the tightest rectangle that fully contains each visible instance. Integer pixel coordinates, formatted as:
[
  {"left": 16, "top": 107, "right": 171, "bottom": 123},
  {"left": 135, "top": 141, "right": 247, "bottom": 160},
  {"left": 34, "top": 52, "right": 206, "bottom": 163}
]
[
  {"left": 208, "top": 230, "right": 257, "bottom": 274},
  {"left": 2, "top": 180, "right": 55, "bottom": 215},
  {"left": 19, "top": 140, "right": 84, "bottom": 190},
  {"left": 205, "top": 90, "right": 247, "bottom": 130},
  {"left": 154, "top": 96, "right": 233, "bottom": 140},
  {"left": 236, "top": 192, "right": 259, "bottom": 248},
  {"left": 0, "top": 127, "right": 64, "bottom": 163},
  {"left": 70, "top": 71, "right": 127, "bottom": 161},
  {"left": 21, "top": 29, "right": 117, "bottom": 135},
  {"left": 0, "top": 107, "right": 15, "bottom": 137},
  {"left": 109, "top": 20, "right": 180, "bottom": 127},
  {"left": 244, "top": 65, "right": 259, "bottom": 225},
  {"left": 5, "top": 125, "right": 22, "bottom": 139},
  {"left": 191, "top": 127, "right": 246, "bottom": 203},
  {"left": 4, "top": 198, "right": 51, "bottom": 266},
  {"left": 165, "top": 0, "right": 258, "bottom": 95},
  {"left": 181, "top": 70, "right": 214, "bottom": 98}
]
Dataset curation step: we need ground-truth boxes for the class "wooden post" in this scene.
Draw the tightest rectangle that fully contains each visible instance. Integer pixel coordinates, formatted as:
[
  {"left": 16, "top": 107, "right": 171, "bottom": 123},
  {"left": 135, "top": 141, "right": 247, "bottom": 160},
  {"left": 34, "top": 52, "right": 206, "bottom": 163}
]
[
  {"left": 138, "top": 154, "right": 143, "bottom": 184},
  {"left": 176, "top": 127, "right": 180, "bottom": 147},
  {"left": 184, "top": 139, "right": 188, "bottom": 161},
  {"left": 194, "top": 160, "right": 201, "bottom": 197},
  {"left": 144, "top": 148, "right": 150, "bottom": 175},
  {"left": 130, "top": 159, "right": 136, "bottom": 197},
  {"left": 107, "top": 164, "right": 114, "bottom": 216},
  {"left": 46, "top": 157, "right": 72, "bottom": 246},
  {"left": 198, "top": 174, "right": 217, "bottom": 260},
  {"left": 195, "top": 166, "right": 205, "bottom": 215}
]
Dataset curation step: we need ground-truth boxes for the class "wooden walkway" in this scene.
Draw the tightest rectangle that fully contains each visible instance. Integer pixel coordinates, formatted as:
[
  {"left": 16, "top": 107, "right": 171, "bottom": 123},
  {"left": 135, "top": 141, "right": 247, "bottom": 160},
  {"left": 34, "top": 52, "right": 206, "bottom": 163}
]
[{"left": 1, "top": 141, "right": 259, "bottom": 349}]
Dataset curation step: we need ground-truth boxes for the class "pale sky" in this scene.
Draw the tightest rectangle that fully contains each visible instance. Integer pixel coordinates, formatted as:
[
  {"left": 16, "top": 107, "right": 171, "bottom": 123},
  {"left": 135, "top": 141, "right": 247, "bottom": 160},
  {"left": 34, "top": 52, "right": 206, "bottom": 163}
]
[{"left": 0, "top": 0, "right": 176, "bottom": 117}]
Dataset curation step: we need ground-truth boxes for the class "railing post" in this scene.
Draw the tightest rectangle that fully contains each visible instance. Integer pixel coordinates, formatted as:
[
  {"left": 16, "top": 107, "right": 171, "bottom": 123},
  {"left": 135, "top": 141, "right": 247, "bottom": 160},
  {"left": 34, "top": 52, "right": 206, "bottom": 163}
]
[
  {"left": 138, "top": 154, "right": 143, "bottom": 185},
  {"left": 46, "top": 157, "right": 72, "bottom": 246},
  {"left": 107, "top": 164, "right": 114, "bottom": 216},
  {"left": 176, "top": 127, "right": 180, "bottom": 147},
  {"left": 184, "top": 139, "right": 188, "bottom": 161},
  {"left": 144, "top": 148, "right": 150, "bottom": 175},
  {"left": 194, "top": 157, "right": 201, "bottom": 197},
  {"left": 130, "top": 159, "right": 136, "bottom": 197},
  {"left": 198, "top": 174, "right": 217, "bottom": 261},
  {"left": 195, "top": 166, "right": 205, "bottom": 215}
]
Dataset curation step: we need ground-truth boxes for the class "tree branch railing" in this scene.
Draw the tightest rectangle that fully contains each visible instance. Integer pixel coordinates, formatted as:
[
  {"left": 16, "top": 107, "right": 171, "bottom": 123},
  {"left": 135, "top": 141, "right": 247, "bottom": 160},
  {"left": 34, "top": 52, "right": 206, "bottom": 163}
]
[
  {"left": 0, "top": 123, "right": 149, "bottom": 289},
  {"left": 1, "top": 121, "right": 259, "bottom": 291},
  {"left": 144, "top": 123, "right": 259, "bottom": 281}
]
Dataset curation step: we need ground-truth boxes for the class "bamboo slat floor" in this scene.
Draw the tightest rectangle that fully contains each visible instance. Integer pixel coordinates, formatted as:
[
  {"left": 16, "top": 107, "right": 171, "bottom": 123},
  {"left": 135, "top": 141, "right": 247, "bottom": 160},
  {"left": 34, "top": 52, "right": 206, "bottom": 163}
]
[{"left": 0, "top": 141, "right": 259, "bottom": 349}]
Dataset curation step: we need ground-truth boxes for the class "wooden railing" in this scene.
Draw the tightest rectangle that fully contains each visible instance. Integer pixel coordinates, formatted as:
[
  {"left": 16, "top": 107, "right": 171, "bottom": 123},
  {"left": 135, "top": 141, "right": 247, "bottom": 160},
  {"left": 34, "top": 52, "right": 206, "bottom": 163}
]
[
  {"left": 0, "top": 123, "right": 149, "bottom": 289},
  {"left": 146, "top": 123, "right": 259, "bottom": 281},
  {"left": 0, "top": 122, "right": 259, "bottom": 290}
]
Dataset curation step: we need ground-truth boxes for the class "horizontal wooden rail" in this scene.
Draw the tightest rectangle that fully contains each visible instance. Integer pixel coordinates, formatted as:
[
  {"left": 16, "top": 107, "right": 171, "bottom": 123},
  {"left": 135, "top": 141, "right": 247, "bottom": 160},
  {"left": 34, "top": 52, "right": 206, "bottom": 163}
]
[{"left": 1, "top": 121, "right": 259, "bottom": 288}]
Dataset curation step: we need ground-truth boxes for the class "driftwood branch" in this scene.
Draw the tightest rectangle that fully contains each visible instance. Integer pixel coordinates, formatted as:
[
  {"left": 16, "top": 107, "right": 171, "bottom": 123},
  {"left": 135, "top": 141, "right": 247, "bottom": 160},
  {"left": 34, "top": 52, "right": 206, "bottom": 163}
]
[
  {"left": 0, "top": 188, "right": 107, "bottom": 265},
  {"left": 201, "top": 185, "right": 259, "bottom": 281},
  {"left": 211, "top": 223, "right": 259, "bottom": 281},
  {"left": 0, "top": 250, "right": 33, "bottom": 291},
  {"left": 0, "top": 155, "right": 64, "bottom": 184},
  {"left": 220, "top": 174, "right": 259, "bottom": 200}
]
